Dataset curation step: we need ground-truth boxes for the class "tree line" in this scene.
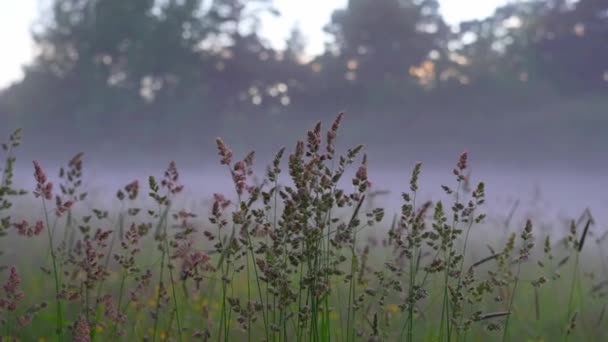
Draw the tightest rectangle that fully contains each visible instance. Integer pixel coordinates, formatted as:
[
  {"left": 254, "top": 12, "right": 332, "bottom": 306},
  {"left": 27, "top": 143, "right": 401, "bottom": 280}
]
[{"left": 1, "top": 0, "right": 606, "bottom": 147}]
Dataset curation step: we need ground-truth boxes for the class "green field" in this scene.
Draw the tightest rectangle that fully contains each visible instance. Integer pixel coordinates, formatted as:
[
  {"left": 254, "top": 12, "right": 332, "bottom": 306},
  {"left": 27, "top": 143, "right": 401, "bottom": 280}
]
[{"left": 0, "top": 116, "right": 605, "bottom": 342}]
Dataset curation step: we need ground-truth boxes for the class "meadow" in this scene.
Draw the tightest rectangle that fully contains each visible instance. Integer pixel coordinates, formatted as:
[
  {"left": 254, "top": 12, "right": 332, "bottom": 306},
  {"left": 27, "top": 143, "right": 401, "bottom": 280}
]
[{"left": 0, "top": 113, "right": 605, "bottom": 342}]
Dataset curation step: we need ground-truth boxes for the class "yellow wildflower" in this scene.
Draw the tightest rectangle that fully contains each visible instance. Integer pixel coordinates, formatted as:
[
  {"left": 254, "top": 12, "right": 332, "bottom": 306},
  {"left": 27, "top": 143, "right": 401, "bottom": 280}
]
[{"left": 387, "top": 304, "right": 399, "bottom": 314}]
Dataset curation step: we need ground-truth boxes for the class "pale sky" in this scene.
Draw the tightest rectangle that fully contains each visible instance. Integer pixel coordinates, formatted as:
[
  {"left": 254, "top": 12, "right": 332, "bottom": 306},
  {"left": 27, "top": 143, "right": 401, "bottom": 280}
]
[{"left": 0, "top": 0, "right": 510, "bottom": 89}]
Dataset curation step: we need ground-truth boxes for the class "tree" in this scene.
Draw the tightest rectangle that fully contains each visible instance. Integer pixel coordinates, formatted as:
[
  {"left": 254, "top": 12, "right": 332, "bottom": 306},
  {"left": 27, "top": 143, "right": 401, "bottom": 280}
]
[
  {"left": 285, "top": 26, "right": 307, "bottom": 62},
  {"left": 451, "top": 2, "right": 544, "bottom": 86},
  {"left": 530, "top": 0, "right": 608, "bottom": 91},
  {"left": 324, "top": 0, "right": 448, "bottom": 88},
  {"left": 33, "top": 0, "right": 210, "bottom": 103},
  {"left": 0, "top": 0, "right": 281, "bottom": 144}
]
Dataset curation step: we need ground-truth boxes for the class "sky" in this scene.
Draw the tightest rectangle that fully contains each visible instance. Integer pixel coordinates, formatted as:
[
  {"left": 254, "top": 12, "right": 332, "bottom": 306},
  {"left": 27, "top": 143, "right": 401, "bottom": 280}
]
[{"left": 0, "top": 0, "right": 510, "bottom": 89}]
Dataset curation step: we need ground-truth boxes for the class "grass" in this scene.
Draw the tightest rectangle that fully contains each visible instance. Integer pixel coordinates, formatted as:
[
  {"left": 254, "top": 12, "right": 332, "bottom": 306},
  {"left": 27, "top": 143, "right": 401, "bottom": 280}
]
[{"left": 0, "top": 114, "right": 606, "bottom": 341}]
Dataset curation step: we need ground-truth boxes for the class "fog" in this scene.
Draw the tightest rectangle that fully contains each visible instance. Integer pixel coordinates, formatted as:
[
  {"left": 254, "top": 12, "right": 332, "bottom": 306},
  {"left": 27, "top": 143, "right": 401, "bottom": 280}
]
[{"left": 10, "top": 139, "right": 607, "bottom": 231}]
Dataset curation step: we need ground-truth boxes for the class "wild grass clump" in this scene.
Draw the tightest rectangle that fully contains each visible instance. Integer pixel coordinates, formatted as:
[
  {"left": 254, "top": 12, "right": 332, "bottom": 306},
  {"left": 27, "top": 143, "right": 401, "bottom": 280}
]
[{"left": 0, "top": 113, "right": 606, "bottom": 341}]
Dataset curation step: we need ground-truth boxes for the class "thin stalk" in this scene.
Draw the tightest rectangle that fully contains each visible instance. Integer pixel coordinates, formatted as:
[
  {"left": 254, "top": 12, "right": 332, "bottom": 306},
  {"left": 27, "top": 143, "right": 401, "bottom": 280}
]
[
  {"left": 440, "top": 182, "right": 461, "bottom": 342},
  {"left": 246, "top": 250, "right": 252, "bottom": 342},
  {"left": 42, "top": 199, "right": 64, "bottom": 342},
  {"left": 151, "top": 205, "right": 172, "bottom": 342},
  {"left": 245, "top": 231, "right": 269, "bottom": 340},
  {"left": 345, "top": 197, "right": 365, "bottom": 342},
  {"left": 163, "top": 223, "right": 184, "bottom": 342},
  {"left": 564, "top": 251, "right": 580, "bottom": 342},
  {"left": 408, "top": 191, "right": 419, "bottom": 342},
  {"left": 92, "top": 209, "right": 123, "bottom": 342},
  {"left": 296, "top": 258, "right": 306, "bottom": 342},
  {"left": 502, "top": 261, "right": 522, "bottom": 342},
  {"left": 454, "top": 207, "right": 479, "bottom": 340},
  {"left": 110, "top": 274, "right": 128, "bottom": 339}
]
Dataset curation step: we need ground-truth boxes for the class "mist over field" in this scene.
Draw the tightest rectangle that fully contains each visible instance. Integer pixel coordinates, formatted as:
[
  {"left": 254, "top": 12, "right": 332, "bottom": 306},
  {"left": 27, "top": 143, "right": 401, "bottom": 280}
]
[
  {"left": 9, "top": 132, "right": 608, "bottom": 228},
  {"left": 1, "top": 0, "right": 607, "bottom": 341}
]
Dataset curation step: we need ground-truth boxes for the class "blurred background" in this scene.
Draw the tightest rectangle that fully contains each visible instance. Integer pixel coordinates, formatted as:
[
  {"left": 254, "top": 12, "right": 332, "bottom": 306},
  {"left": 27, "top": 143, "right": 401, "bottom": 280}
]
[{"left": 0, "top": 0, "right": 607, "bottom": 222}]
